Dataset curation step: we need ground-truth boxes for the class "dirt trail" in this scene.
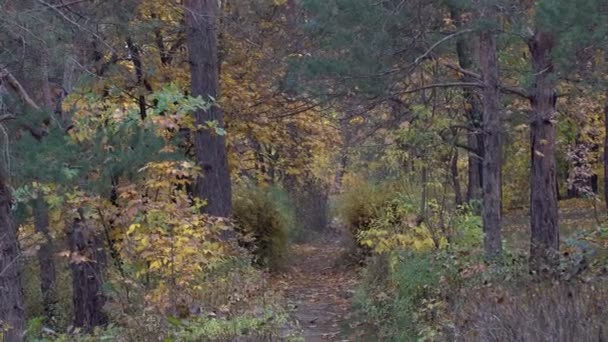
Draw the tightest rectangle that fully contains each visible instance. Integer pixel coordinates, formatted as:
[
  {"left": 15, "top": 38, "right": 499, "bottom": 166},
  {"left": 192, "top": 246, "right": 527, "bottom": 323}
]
[{"left": 274, "top": 238, "right": 359, "bottom": 341}]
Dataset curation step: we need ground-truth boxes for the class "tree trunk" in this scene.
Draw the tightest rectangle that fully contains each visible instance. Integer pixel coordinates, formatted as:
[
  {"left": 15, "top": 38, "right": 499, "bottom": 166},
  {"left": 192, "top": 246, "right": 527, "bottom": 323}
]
[
  {"left": 41, "top": 50, "right": 54, "bottom": 110},
  {"left": 528, "top": 31, "right": 559, "bottom": 270},
  {"left": 34, "top": 196, "right": 57, "bottom": 324},
  {"left": 479, "top": 6, "right": 502, "bottom": 258},
  {"left": 417, "top": 166, "right": 428, "bottom": 225},
  {"left": 604, "top": 88, "right": 608, "bottom": 210},
  {"left": 126, "top": 37, "right": 153, "bottom": 121},
  {"left": 0, "top": 173, "right": 25, "bottom": 342},
  {"left": 68, "top": 214, "right": 107, "bottom": 332},
  {"left": 450, "top": 6, "right": 483, "bottom": 204},
  {"left": 451, "top": 149, "right": 463, "bottom": 206},
  {"left": 184, "top": 0, "right": 233, "bottom": 218}
]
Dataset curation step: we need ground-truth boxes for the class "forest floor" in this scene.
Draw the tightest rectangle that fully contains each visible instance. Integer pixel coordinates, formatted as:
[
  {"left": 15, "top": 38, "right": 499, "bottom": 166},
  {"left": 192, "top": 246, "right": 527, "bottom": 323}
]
[
  {"left": 270, "top": 199, "right": 604, "bottom": 341},
  {"left": 273, "top": 233, "right": 363, "bottom": 341}
]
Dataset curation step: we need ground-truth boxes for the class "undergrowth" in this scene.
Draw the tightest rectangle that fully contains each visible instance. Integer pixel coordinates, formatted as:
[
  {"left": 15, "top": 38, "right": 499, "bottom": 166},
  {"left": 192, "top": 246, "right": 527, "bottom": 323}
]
[{"left": 233, "top": 185, "right": 292, "bottom": 271}]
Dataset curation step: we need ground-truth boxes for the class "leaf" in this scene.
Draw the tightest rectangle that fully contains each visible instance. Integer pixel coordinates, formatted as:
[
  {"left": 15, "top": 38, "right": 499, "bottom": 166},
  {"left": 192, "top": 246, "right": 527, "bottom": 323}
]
[{"left": 167, "top": 317, "right": 182, "bottom": 327}]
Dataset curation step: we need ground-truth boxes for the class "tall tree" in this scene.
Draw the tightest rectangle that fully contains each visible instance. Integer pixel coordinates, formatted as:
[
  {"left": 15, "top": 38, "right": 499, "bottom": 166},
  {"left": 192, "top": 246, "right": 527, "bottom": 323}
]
[
  {"left": 604, "top": 84, "right": 608, "bottom": 210},
  {"left": 479, "top": 0, "right": 502, "bottom": 258},
  {"left": 527, "top": 30, "right": 559, "bottom": 269},
  {"left": 448, "top": 3, "right": 483, "bottom": 204},
  {"left": 68, "top": 213, "right": 107, "bottom": 331},
  {"left": 0, "top": 162, "right": 25, "bottom": 342},
  {"left": 34, "top": 195, "right": 57, "bottom": 323},
  {"left": 184, "top": 0, "right": 232, "bottom": 217}
]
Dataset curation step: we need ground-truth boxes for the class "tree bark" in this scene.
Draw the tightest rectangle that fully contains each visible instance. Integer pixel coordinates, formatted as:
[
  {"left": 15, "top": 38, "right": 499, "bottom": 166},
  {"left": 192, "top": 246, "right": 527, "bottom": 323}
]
[
  {"left": 0, "top": 172, "right": 25, "bottom": 342},
  {"left": 451, "top": 149, "right": 463, "bottom": 206},
  {"left": 184, "top": 0, "right": 233, "bottom": 218},
  {"left": 528, "top": 31, "right": 559, "bottom": 270},
  {"left": 604, "top": 88, "right": 608, "bottom": 210},
  {"left": 417, "top": 166, "right": 428, "bottom": 225},
  {"left": 34, "top": 195, "right": 57, "bottom": 324},
  {"left": 126, "top": 37, "right": 153, "bottom": 121},
  {"left": 68, "top": 214, "right": 107, "bottom": 332},
  {"left": 479, "top": 4, "right": 502, "bottom": 258},
  {"left": 449, "top": 6, "right": 484, "bottom": 204}
]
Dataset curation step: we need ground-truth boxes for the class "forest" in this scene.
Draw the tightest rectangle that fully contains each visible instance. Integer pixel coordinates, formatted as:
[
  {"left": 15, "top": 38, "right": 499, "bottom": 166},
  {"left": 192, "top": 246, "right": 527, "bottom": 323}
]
[{"left": 1, "top": 0, "right": 608, "bottom": 341}]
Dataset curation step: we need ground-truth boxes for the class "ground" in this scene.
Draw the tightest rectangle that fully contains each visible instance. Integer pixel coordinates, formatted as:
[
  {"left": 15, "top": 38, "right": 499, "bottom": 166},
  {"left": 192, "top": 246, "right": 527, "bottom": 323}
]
[
  {"left": 273, "top": 234, "right": 360, "bottom": 341},
  {"left": 271, "top": 198, "right": 605, "bottom": 341}
]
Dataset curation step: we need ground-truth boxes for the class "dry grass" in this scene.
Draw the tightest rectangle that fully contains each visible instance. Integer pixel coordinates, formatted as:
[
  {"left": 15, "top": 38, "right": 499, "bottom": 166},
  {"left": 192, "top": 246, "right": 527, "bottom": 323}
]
[{"left": 450, "top": 281, "right": 608, "bottom": 342}]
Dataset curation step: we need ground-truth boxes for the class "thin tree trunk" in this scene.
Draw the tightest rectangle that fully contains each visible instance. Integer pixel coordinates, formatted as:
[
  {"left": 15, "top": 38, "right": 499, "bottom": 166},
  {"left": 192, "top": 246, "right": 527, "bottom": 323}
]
[
  {"left": 528, "top": 31, "right": 559, "bottom": 270},
  {"left": 184, "top": 0, "right": 233, "bottom": 218},
  {"left": 479, "top": 4, "right": 502, "bottom": 258},
  {"left": 0, "top": 172, "right": 25, "bottom": 342},
  {"left": 41, "top": 50, "right": 54, "bottom": 110},
  {"left": 126, "top": 38, "right": 153, "bottom": 121},
  {"left": 417, "top": 166, "right": 428, "bottom": 225},
  {"left": 451, "top": 149, "right": 463, "bottom": 206},
  {"left": 34, "top": 195, "right": 57, "bottom": 324},
  {"left": 68, "top": 213, "right": 107, "bottom": 332},
  {"left": 450, "top": 6, "right": 483, "bottom": 204},
  {"left": 604, "top": 88, "right": 608, "bottom": 210},
  {"left": 335, "top": 151, "right": 349, "bottom": 193}
]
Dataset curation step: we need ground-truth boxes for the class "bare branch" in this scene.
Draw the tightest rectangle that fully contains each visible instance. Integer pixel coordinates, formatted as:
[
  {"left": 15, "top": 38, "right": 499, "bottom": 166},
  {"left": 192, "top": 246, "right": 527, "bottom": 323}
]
[
  {"left": 415, "top": 29, "right": 474, "bottom": 64},
  {"left": 0, "top": 66, "right": 41, "bottom": 110},
  {"left": 51, "top": 0, "right": 91, "bottom": 9},
  {"left": 0, "top": 115, "right": 16, "bottom": 123},
  {"left": 397, "top": 82, "right": 482, "bottom": 95},
  {"left": 36, "top": 0, "right": 117, "bottom": 54},
  {"left": 441, "top": 61, "right": 530, "bottom": 99}
]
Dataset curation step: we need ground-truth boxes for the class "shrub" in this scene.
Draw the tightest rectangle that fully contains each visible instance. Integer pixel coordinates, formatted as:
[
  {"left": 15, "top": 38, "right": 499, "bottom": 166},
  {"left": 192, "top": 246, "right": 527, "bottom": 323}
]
[
  {"left": 450, "top": 282, "right": 608, "bottom": 341},
  {"left": 233, "top": 186, "right": 291, "bottom": 271},
  {"left": 354, "top": 251, "right": 456, "bottom": 341},
  {"left": 335, "top": 182, "right": 393, "bottom": 240}
]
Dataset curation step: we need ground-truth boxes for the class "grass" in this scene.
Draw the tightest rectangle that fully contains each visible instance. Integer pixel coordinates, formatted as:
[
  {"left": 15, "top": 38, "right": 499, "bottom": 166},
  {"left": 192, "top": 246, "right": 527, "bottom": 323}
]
[{"left": 503, "top": 198, "right": 606, "bottom": 253}]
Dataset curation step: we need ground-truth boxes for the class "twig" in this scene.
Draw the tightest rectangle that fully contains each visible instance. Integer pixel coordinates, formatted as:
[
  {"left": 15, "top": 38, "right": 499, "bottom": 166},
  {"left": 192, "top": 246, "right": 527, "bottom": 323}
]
[
  {"left": 36, "top": 0, "right": 117, "bottom": 54},
  {"left": 0, "top": 114, "right": 16, "bottom": 123},
  {"left": 0, "top": 67, "right": 40, "bottom": 110},
  {"left": 414, "top": 29, "right": 474, "bottom": 65}
]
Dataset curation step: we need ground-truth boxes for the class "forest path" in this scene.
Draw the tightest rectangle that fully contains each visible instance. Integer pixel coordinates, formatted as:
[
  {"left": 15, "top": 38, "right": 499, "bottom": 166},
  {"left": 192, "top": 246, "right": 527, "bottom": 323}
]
[{"left": 274, "top": 236, "right": 360, "bottom": 341}]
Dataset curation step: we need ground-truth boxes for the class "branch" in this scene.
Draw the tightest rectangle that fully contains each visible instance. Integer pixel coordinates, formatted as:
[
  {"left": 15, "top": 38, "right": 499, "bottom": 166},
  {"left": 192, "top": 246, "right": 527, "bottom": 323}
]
[
  {"left": 0, "top": 114, "right": 16, "bottom": 123},
  {"left": 441, "top": 61, "right": 481, "bottom": 79},
  {"left": 441, "top": 61, "right": 530, "bottom": 99},
  {"left": 500, "top": 85, "right": 530, "bottom": 99},
  {"left": 397, "top": 82, "right": 482, "bottom": 95},
  {"left": 52, "top": 0, "right": 90, "bottom": 9},
  {"left": 455, "top": 142, "right": 482, "bottom": 157},
  {"left": 37, "top": 0, "right": 116, "bottom": 54},
  {"left": 415, "top": 29, "right": 474, "bottom": 64},
  {"left": 0, "top": 66, "right": 41, "bottom": 110}
]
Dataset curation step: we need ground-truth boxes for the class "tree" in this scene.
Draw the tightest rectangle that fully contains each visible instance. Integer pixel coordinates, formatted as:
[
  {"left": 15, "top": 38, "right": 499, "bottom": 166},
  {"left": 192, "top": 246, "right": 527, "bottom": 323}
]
[
  {"left": 0, "top": 173, "right": 24, "bottom": 342},
  {"left": 68, "top": 213, "right": 107, "bottom": 331},
  {"left": 184, "top": 0, "right": 232, "bottom": 217},
  {"left": 605, "top": 84, "right": 608, "bottom": 210},
  {"left": 448, "top": 1, "right": 484, "bottom": 204},
  {"left": 523, "top": 0, "right": 606, "bottom": 268},
  {"left": 479, "top": 0, "right": 502, "bottom": 258},
  {"left": 34, "top": 195, "right": 57, "bottom": 324}
]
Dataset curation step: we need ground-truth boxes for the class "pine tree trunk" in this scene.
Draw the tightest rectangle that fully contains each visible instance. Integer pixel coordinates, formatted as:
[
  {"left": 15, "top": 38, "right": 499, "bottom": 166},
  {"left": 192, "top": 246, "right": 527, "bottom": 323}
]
[
  {"left": 68, "top": 215, "right": 107, "bottom": 332},
  {"left": 34, "top": 196, "right": 57, "bottom": 324},
  {"left": 604, "top": 88, "right": 608, "bottom": 210},
  {"left": 479, "top": 11, "right": 502, "bottom": 258},
  {"left": 450, "top": 6, "right": 483, "bottom": 204},
  {"left": 0, "top": 174, "right": 24, "bottom": 342},
  {"left": 184, "top": 0, "right": 233, "bottom": 218},
  {"left": 528, "top": 31, "right": 559, "bottom": 270}
]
